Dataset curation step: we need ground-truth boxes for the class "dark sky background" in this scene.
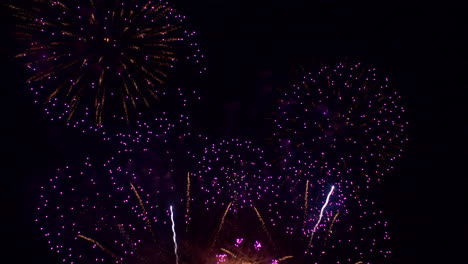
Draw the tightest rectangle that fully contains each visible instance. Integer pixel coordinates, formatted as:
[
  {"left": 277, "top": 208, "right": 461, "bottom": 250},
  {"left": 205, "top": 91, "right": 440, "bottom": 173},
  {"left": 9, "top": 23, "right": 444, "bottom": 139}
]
[{"left": 3, "top": 0, "right": 466, "bottom": 263}]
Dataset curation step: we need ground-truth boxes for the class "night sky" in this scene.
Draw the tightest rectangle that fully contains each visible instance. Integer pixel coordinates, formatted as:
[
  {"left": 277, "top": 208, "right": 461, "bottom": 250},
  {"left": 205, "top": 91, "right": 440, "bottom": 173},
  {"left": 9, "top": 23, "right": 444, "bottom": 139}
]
[{"left": 4, "top": 0, "right": 466, "bottom": 263}]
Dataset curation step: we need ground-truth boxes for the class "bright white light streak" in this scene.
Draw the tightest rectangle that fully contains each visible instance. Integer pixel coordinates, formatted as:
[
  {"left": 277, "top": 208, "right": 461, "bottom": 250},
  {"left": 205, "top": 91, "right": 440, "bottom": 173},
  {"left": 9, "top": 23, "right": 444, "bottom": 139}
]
[
  {"left": 170, "top": 205, "right": 179, "bottom": 264},
  {"left": 307, "top": 185, "right": 335, "bottom": 249}
]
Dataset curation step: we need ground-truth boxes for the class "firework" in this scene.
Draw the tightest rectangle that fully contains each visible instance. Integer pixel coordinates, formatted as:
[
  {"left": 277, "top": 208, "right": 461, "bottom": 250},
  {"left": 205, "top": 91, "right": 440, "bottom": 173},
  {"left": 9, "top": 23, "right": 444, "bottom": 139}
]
[
  {"left": 36, "top": 154, "right": 284, "bottom": 264},
  {"left": 211, "top": 201, "right": 233, "bottom": 248},
  {"left": 35, "top": 157, "right": 177, "bottom": 264},
  {"left": 262, "top": 62, "right": 407, "bottom": 262},
  {"left": 205, "top": 199, "right": 292, "bottom": 263},
  {"left": 11, "top": 0, "right": 205, "bottom": 129},
  {"left": 192, "top": 138, "right": 279, "bottom": 213},
  {"left": 36, "top": 151, "right": 394, "bottom": 263},
  {"left": 273, "top": 62, "right": 408, "bottom": 186},
  {"left": 37, "top": 155, "right": 228, "bottom": 264},
  {"left": 266, "top": 174, "right": 393, "bottom": 263}
]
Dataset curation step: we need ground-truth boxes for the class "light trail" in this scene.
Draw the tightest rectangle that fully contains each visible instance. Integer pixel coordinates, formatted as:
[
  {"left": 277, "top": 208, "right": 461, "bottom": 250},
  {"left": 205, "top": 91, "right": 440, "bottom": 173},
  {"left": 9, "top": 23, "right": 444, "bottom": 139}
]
[
  {"left": 307, "top": 185, "right": 335, "bottom": 249},
  {"left": 211, "top": 201, "right": 233, "bottom": 248},
  {"left": 323, "top": 210, "right": 340, "bottom": 248},
  {"left": 130, "top": 182, "right": 155, "bottom": 239},
  {"left": 253, "top": 206, "right": 274, "bottom": 247},
  {"left": 302, "top": 179, "right": 309, "bottom": 230},
  {"left": 170, "top": 205, "right": 179, "bottom": 264},
  {"left": 77, "top": 234, "right": 119, "bottom": 260}
]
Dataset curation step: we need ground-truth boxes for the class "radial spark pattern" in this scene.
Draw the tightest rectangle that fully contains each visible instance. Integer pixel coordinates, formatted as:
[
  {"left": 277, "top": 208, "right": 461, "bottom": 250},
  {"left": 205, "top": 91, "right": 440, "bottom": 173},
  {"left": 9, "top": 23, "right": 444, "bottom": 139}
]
[
  {"left": 274, "top": 62, "right": 408, "bottom": 186},
  {"left": 11, "top": 0, "right": 205, "bottom": 128}
]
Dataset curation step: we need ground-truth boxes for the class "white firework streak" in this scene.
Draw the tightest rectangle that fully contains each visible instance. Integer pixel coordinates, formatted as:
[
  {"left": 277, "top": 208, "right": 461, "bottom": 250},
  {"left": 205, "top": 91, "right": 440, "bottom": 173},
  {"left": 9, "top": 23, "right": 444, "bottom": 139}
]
[
  {"left": 170, "top": 205, "right": 179, "bottom": 264},
  {"left": 307, "top": 185, "right": 335, "bottom": 249}
]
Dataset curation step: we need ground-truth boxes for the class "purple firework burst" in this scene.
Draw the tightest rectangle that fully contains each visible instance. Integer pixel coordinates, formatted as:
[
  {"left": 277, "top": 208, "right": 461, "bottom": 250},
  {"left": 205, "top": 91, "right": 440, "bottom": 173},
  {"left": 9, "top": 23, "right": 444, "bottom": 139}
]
[
  {"left": 274, "top": 62, "right": 408, "bottom": 186},
  {"left": 35, "top": 157, "right": 178, "bottom": 264}
]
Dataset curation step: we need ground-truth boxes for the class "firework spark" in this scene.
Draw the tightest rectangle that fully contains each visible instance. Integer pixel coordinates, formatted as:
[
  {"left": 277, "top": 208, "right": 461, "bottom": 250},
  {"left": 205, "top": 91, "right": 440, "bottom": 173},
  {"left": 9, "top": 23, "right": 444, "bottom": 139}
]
[
  {"left": 302, "top": 179, "right": 309, "bottom": 230},
  {"left": 214, "top": 238, "right": 290, "bottom": 264},
  {"left": 185, "top": 172, "right": 191, "bottom": 232},
  {"left": 130, "top": 182, "right": 156, "bottom": 239},
  {"left": 77, "top": 234, "right": 119, "bottom": 260},
  {"left": 193, "top": 138, "right": 278, "bottom": 212},
  {"left": 253, "top": 206, "right": 275, "bottom": 248}
]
